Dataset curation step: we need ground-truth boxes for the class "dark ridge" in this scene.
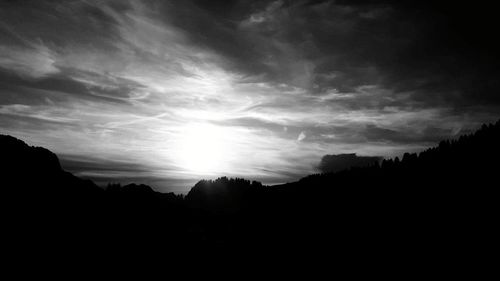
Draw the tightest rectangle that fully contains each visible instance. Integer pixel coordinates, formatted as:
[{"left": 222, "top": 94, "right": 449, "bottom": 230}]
[{"left": 1, "top": 120, "right": 499, "bottom": 266}]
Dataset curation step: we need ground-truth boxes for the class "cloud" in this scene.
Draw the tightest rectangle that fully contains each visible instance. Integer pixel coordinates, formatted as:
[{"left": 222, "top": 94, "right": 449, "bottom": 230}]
[
  {"left": 1, "top": 0, "right": 499, "bottom": 192},
  {"left": 162, "top": 0, "right": 500, "bottom": 108},
  {"left": 297, "top": 131, "right": 306, "bottom": 142},
  {"left": 0, "top": 44, "right": 59, "bottom": 78},
  {"left": 318, "top": 153, "right": 382, "bottom": 173},
  {"left": 58, "top": 154, "right": 197, "bottom": 193}
]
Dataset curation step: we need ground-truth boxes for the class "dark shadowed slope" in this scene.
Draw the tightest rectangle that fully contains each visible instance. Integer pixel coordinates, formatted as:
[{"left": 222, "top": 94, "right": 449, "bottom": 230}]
[
  {"left": 1, "top": 135, "right": 101, "bottom": 195},
  {"left": 0, "top": 134, "right": 187, "bottom": 258},
  {"left": 1, "top": 120, "right": 499, "bottom": 270},
  {"left": 1, "top": 134, "right": 103, "bottom": 222},
  {"left": 182, "top": 120, "right": 499, "bottom": 266}
]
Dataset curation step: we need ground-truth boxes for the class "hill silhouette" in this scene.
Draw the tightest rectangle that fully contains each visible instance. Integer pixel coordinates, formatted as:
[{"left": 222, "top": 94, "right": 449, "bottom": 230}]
[{"left": 2, "top": 120, "right": 499, "bottom": 267}]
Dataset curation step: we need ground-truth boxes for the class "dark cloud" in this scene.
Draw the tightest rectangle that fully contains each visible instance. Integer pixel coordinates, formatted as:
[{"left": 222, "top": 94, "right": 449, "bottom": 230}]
[
  {"left": 3, "top": 0, "right": 499, "bottom": 109},
  {"left": 159, "top": 0, "right": 500, "bottom": 109},
  {"left": 0, "top": 112, "right": 75, "bottom": 133},
  {"left": 0, "top": 69, "right": 146, "bottom": 105},
  {"left": 158, "top": 1, "right": 273, "bottom": 77},
  {"left": 362, "top": 124, "right": 455, "bottom": 144},
  {"left": 213, "top": 113, "right": 490, "bottom": 147},
  {"left": 318, "top": 153, "right": 382, "bottom": 173},
  {"left": 0, "top": 0, "right": 125, "bottom": 49},
  {"left": 1, "top": 0, "right": 500, "bottom": 191},
  {"left": 214, "top": 117, "right": 285, "bottom": 131},
  {"left": 306, "top": 0, "right": 500, "bottom": 105},
  {"left": 59, "top": 154, "right": 194, "bottom": 193},
  {"left": 60, "top": 154, "right": 150, "bottom": 175}
]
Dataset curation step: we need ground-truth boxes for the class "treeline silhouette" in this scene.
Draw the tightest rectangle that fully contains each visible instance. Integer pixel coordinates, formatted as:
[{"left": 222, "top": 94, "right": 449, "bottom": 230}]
[{"left": 2, "top": 120, "right": 499, "bottom": 268}]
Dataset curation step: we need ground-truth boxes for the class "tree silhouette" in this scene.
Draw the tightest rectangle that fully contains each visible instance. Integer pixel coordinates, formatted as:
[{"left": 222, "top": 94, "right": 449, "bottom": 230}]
[{"left": 1, "top": 119, "right": 499, "bottom": 265}]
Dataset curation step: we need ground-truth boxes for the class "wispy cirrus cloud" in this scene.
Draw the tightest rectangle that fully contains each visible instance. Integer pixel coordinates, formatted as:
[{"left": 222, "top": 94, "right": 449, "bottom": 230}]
[
  {"left": 0, "top": 0, "right": 499, "bottom": 192},
  {"left": 0, "top": 44, "right": 59, "bottom": 78}
]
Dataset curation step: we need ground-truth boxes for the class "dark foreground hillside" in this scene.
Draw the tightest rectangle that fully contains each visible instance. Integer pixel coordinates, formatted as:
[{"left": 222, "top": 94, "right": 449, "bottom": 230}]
[{"left": 1, "top": 121, "right": 499, "bottom": 270}]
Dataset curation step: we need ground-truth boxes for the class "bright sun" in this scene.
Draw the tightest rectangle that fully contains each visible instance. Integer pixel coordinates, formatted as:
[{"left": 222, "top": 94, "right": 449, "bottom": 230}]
[{"left": 175, "top": 123, "right": 233, "bottom": 175}]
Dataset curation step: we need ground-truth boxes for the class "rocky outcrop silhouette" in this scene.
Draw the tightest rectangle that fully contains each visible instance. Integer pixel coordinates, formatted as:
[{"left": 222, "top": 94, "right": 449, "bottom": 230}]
[
  {"left": 318, "top": 153, "right": 382, "bottom": 173},
  {"left": 1, "top": 135, "right": 101, "bottom": 197}
]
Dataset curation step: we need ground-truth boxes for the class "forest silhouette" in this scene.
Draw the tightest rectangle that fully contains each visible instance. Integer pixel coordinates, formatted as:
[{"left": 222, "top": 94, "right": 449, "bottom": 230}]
[{"left": 2, "top": 120, "right": 499, "bottom": 266}]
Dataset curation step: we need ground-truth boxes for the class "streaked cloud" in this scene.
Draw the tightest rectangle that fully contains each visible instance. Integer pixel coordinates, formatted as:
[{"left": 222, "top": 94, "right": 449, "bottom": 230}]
[
  {"left": 0, "top": 44, "right": 59, "bottom": 78},
  {"left": 1, "top": 0, "right": 499, "bottom": 192}
]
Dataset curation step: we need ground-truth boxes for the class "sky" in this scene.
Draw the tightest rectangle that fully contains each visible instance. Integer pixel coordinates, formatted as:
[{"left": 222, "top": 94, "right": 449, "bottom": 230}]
[{"left": 1, "top": 0, "right": 499, "bottom": 193}]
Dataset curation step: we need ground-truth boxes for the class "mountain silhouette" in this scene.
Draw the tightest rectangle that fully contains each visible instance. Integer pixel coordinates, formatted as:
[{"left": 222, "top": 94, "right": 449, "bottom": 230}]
[
  {"left": 2, "top": 120, "right": 499, "bottom": 266},
  {"left": 1, "top": 135, "right": 101, "bottom": 196}
]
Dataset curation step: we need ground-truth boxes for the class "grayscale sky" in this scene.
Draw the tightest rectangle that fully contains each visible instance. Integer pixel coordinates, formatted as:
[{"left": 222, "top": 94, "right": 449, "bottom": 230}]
[{"left": 1, "top": 0, "right": 499, "bottom": 192}]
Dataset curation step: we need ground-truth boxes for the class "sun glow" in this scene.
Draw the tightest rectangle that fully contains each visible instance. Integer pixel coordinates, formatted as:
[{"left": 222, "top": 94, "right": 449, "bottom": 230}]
[{"left": 175, "top": 123, "right": 234, "bottom": 175}]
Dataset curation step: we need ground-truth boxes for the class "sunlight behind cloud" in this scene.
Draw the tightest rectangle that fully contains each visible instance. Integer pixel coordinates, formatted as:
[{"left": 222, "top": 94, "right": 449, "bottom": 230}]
[
  {"left": 173, "top": 123, "right": 235, "bottom": 175},
  {"left": 1, "top": 0, "right": 495, "bottom": 193}
]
